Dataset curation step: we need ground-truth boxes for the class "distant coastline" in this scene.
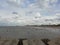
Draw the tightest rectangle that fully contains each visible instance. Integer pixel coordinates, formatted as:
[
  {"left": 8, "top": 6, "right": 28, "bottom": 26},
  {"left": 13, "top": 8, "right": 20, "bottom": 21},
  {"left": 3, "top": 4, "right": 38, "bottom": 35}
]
[
  {"left": 0, "top": 24, "right": 60, "bottom": 27},
  {"left": 26, "top": 24, "right": 60, "bottom": 27}
]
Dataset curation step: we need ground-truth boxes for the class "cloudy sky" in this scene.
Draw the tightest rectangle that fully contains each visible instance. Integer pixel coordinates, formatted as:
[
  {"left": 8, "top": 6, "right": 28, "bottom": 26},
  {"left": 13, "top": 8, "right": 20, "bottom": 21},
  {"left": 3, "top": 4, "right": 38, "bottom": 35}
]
[{"left": 0, "top": 0, "right": 60, "bottom": 26}]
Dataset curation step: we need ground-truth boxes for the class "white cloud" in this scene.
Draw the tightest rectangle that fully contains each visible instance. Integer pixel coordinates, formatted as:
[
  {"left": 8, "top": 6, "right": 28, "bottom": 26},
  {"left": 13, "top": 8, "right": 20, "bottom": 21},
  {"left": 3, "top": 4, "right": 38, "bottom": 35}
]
[
  {"left": 50, "top": 0, "right": 58, "bottom": 3},
  {"left": 5, "top": 0, "right": 21, "bottom": 8},
  {"left": 0, "top": 0, "right": 60, "bottom": 26}
]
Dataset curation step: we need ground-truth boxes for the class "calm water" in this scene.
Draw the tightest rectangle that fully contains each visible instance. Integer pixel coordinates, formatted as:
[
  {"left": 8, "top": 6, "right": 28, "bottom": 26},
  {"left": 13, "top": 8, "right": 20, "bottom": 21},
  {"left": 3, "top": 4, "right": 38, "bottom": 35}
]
[{"left": 0, "top": 26, "right": 60, "bottom": 39}]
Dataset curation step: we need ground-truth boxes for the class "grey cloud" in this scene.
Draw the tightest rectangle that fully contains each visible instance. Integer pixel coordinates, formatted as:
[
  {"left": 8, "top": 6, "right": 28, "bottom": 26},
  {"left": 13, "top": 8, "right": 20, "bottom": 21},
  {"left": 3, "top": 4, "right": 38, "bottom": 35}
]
[{"left": 12, "top": 12, "right": 18, "bottom": 15}]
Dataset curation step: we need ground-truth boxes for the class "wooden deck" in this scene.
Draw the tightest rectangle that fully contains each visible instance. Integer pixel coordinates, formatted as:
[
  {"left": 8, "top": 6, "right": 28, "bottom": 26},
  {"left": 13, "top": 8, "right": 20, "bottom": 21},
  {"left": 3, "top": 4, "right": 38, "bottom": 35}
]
[
  {"left": 0, "top": 39, "right": 46, "bottom": 45},
  {"left": 0, "top": 38, "right": 60, "bottom": 45},
  {"left": 0, "top": 38, "right": 19, "bottom": 45}
]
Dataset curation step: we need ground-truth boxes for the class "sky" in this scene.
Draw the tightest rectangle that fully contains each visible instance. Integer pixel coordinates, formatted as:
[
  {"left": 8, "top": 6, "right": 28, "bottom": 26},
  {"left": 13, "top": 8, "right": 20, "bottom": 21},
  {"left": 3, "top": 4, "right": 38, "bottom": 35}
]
[{"left": 0, "top": 0, "right": 60, "bottom": 26}]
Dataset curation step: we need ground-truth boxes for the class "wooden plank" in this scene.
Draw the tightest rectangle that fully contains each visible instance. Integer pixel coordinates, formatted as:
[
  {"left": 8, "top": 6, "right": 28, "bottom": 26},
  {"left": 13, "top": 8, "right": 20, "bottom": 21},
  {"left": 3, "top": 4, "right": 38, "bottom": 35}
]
[
  {"left": 48, "top": 37, "right": 60, "bottom": 45},
  {"left": 9, "top": 39, "right": 19, "bottom": 45},
  {"left": 0, "top": 39, "right": 19, "bottom": 45},
  {"left": 3, "top": 40, "right": 11, "bottom": 45},
  {"left": 23, "top": 40, "right": 28, "bottom": 45},
  {"left": 28, "top": 39, "right": 45, "bottom": 45}
]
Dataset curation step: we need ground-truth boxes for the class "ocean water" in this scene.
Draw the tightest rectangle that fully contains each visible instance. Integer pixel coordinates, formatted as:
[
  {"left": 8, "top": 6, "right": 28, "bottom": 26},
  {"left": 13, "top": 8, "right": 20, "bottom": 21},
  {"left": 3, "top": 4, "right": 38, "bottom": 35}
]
[{"left": 0, "top": 26, "right": 60, "bottom": 39}]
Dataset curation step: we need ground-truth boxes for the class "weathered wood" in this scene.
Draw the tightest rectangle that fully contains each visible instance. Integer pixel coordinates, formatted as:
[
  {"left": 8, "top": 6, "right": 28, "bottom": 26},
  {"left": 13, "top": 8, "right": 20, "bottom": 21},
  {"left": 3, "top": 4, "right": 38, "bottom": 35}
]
[
  {"left": 23, "top": 40, "right": 28, "bottom": 45},
  {"left": 27, "top": 39, "right": 45, "bottom": 45},
  {"left": 10, "top": 39, "right": 19, "bottom": 45},
  {"left": 41, "top": 39, "right": 50, "bottom": 45},
  {"left": 17, "top": 39, "right": 23, "bottom": 45},
  {"left": 0, "top": 39, "right": 19, "bottom": 45},
  {"left": 3, "top": 40, "right": 11, "bottom": 45},
  {"left": 48, "top": 37, "right": 60, "bottom": 45}
]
